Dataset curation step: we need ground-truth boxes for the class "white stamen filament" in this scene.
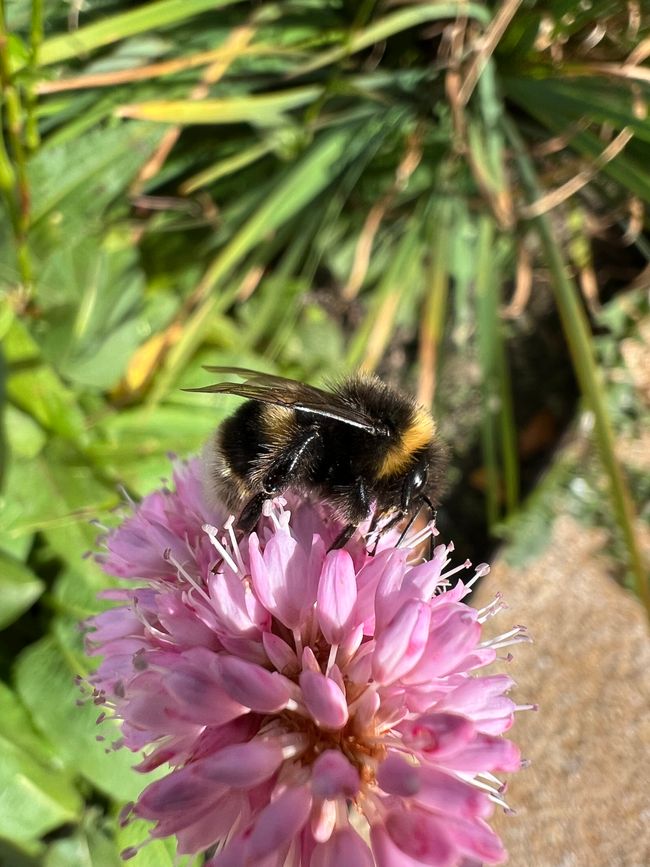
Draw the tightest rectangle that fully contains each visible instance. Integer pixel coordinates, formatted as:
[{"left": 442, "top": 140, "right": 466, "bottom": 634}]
[
  {"left": 480, "top": 625, "right": 530, "bottom": 650},
  {"left": 224, "top": 515, "right": 246, "bottom": 573},
  {"left": 477, "top": 594, "right": 506, "bottom": 621},
  {"left": 165, "top": 551, "right": 213, "bottom": 606},
  {"left": 399, "top": 522, "right": 435, "bottom": 551},
  {"left": 202, "top": 524, "right": 240, "bottom": 575},
  {"left": 440, "top": 559, "right": 472, "bottom": 581}
]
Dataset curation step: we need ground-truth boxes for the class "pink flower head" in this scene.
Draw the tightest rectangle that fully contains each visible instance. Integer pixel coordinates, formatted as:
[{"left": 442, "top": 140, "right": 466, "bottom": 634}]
[{"left": 86, "top": 459, "right": 531, "bottom": 866}]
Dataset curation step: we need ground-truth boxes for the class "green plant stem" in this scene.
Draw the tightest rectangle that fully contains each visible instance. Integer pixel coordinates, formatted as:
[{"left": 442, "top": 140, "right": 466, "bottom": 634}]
[
  {"left": 504, "top": 116, "right": 650, "bottom": 616},
  {"left": 475, "top": 216, "right": 501, "bottom": 528},
  {"left": 0, "top": 0, "right": 33, "bottom": 290},
  {"left": 25, "top": 0, "right": 43, "bottom": 151}
]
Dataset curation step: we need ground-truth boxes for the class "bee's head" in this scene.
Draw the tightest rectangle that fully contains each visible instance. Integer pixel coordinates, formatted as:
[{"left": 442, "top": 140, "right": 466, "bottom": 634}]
[{"left": 400, "top": 439, "right": 449, "bottom": 516}]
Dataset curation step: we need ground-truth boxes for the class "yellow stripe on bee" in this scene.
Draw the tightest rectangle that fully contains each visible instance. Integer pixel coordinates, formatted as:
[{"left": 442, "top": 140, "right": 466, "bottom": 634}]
[
  {"left": 378, "top": 407, "right": 435, "bottom": 478},
  {"left": 262, "top": 405, "right": 295, "bottom": 443}
]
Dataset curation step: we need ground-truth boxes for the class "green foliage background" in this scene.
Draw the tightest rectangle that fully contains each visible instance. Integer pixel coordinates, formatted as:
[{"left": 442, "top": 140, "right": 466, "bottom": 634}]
[{"left": 0, "top": 0, "right": 649, "bottom": 862}]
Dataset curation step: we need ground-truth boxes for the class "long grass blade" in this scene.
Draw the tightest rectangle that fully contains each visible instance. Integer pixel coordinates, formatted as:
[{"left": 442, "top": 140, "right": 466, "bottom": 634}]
[
  {"left": 290, "top": 3, "right": 490, "bottom": 77},
  {"left": 504, "top": 116, "right": 650, "bottom": 615},
  {"left": 35, "top": 0, "right": 240, "bottom": 69},
  {"left": 118, "top": 86, "right": 323, "bottom": 126},
  {"left": 475, "top": 216, "right": 502, "bottom": 528}
]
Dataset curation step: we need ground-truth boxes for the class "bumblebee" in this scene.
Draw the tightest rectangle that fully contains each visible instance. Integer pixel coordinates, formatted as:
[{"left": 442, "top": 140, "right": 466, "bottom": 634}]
[{"left": 190, "top": 367, "right": 448, "bottom": 547}]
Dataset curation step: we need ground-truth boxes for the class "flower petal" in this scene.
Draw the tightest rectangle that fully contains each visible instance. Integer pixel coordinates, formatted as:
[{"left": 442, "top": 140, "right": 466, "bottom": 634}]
[
  {"left": 300, "top": 671, "right": 349, "bottom": 730},
  {"left": 317, "top": 549, "right": 357, "bottom": 644},
  {"left": 195, "top": 740, "right": 285, "bottom": 787},
  {"left": 372, "top": 600, "right": 430, "bottom": 684},
  {"left": 311, "top": 828, "right": 374, "bottom": 867},
  {"left": 311, "top": 750, "right": 360, "bottom": 799},
  {"left": 398, "top": 712, "right": 475, "bottom": 759},
  {"left": 217, "top": 655, "right": 291, "bottom": 713},
  {"left": 385, "top": 807, "right": 456, "bottom": 866},
  {"left": 248, "top": 785, "right": 312, "bottom": 860}
]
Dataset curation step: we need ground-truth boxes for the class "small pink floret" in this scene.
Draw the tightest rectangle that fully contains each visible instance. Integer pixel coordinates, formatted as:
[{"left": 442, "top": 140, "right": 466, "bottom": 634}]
[{"left": 86, "top": 459, "right": 529, "bottom": 866}]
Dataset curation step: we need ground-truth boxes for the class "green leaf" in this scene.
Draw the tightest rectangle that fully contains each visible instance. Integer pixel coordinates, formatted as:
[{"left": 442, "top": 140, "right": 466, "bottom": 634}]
[
  {"left": 0, "top": 723, "right": 82, "bottom": 848},
  {"left": 505, "top": 76, "right": 650, "bottom": 144},
  {"left": 0, "top": 681, "right": 58, "bottom": 767},
  {"left": 14, "top": 635, "right": 152, "bottom": 802},
  {"left": 29, "top": 123, "right": 162, "bottom": 227},
  {"left": 116, "top": 821, "right": 181, "bottom": 867},
  {"left": 35, "top": 0, "right": 241, "bottom": 68},
  {"left": 44, "top": 823, "right": 122, "bottom": 867},
  {"left": 148, "top": 119, "right": 384, "bottom": 403},
  {"left": 119, "top": 86, "right": 323, "bottom": 126},
  {"left": 291, "top": 2, "right": 490, "bottom": 76},
  {"left": 2, "top": 313, "right": 86, "bottom": 443},
  {"left": 0, "top": 552, "right": 44, "bottom": 630},
  {"left": 0, "top": 442, "right": 116, "bottom": 585},
  {"left": 3, "top": 405, "right": 47, "bottom": 459},
  {"left": 88, "top": 403, "right": 217, "bottom": 493}
]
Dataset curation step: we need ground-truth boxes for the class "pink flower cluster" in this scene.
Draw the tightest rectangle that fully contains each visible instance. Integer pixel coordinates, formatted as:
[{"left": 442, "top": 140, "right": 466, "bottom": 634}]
[{"left": 87, "top": 460, "right": 530, "bottom": 866}]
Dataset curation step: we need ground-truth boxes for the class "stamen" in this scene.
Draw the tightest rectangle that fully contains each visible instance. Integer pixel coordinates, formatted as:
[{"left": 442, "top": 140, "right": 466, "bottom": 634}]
[
  {"left": 264, "top": 499, "right": 291, "bottom": 531},
  {"left": 477, "top": 771, "right": 504, "bottom": 789},
  {"left": 440, "top": 559, "right": 472, "bottom": 581},
  {"left": 164, "top": 550, "right": 213, "bottom": 607},
  {"left": 202, "top": 524, "right": 239, "bottom": 575},
  {"left": 224, "top": 515, "right": 246, "bottom": 573},
  {"left": 480, "top": 625, "right": 531, "bottom": 650},
  {"left": 399, "top": 522, "right": 435, "bottom": 551},
  {"left": 464, "top": 562, "right": 490, "bottom": 592}
]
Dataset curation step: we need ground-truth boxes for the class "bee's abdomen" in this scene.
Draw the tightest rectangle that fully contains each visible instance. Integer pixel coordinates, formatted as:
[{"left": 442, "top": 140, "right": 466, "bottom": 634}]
[{"left": 218, "top": 400, "right": 267, "bottom": 478}]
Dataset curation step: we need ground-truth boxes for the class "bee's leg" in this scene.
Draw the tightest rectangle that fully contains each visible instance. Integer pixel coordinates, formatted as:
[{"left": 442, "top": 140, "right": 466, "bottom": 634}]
[
  {"left": 329, "top": 523, "right": 357, "bottom": 550},
  {"left": 328, "top": 477, "right": 368, "bottom": 551},
  {"left": 422, "top": 495, "right": 437, "bottom": 561},
  {"left": 237, "top": 428, "right": 321, "bottom": 533},
  {"left": 369, "top": 510, "right": 404, "bottom": 555},
  {"left": 261, "top": 427, "right": 321, "bottom": 496},
  {"left": 396, "top": 509, "right": 420, "bottom": 548},
  {"left": 237, "top": 492, "right": 269, "bottom": 533}
]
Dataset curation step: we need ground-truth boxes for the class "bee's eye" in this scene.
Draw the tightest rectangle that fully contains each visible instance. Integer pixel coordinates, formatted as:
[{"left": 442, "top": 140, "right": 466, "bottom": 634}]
[{"left": 411, "top": 468, "right": 427, "bottom": 491}]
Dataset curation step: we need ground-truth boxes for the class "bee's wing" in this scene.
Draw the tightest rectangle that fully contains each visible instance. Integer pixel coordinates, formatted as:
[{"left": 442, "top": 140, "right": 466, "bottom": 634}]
[{"left": 186, "top": 367, "right": 379, "bottom": 433}]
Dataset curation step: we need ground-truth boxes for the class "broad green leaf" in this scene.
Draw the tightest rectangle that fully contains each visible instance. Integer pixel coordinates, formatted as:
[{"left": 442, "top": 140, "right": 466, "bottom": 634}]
[
  {"left": 0, "top": 681, "right": 58, "bottom": 767},
  {"left": 34, "top": 0, "right": 240, "bottom": 68},
  {"left": 15, "top": 635, "right": 150, "bottom": 802},
  {"left": 28, "top": 123, "right": 161, "bottom": 227},
  {"left": 4, "top": 405, "right": 47, "bottom": 459},
  {"left": 0, "top": 443, "right": 116, "bottom": 583},
  {"left": 51, "top": 567, "right": 103, "bottom": 621},
  {"left": 0, "top": 840, "right": 42, "bottom": 864},
  {"left": 2, "top": 313, "right": 86, "bottom": 443},
  {"left": 0, "top": 734, "right": 81, "bottom": 847},
  {"left": 116, "top": 821, "right": 182, "bottom": 867},
  {"left": 44, "top": 823, "right": 122, "bottom": 867},
  {"left": 0, "top": 552, "right": 44, "bottom": 630},
  {"left": 88, "top": 403, "right": 218, "bottom": 493}
]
